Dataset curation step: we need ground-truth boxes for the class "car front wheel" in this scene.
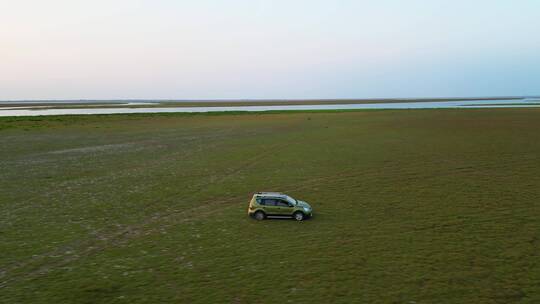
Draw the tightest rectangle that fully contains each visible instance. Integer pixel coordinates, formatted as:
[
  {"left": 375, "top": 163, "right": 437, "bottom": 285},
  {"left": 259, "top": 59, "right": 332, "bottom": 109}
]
[
  {"left": 293, "top": 212, "right": 305, "bottom": 221},
  {"left": 254, "top": 211, "right": 266, "bottom": 221}
]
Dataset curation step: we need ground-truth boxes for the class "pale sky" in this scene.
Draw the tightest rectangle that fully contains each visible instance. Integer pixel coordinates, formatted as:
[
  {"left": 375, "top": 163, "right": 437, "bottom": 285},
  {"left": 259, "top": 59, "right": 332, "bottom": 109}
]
[{"left": 1, "top": 0, "right": 539, "bottom": 100}]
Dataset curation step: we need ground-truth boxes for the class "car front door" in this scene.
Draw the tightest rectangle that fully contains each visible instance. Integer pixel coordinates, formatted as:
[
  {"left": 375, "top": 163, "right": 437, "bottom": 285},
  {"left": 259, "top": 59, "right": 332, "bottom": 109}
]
[{"left": 276, "top": 199, "right": 294, "bottom": 215}]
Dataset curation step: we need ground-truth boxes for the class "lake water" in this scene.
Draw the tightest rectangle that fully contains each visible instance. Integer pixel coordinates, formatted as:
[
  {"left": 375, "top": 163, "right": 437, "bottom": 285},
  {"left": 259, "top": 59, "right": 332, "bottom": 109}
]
[{"left": 1, "top": 99, "right": 539, "bottom": 117}]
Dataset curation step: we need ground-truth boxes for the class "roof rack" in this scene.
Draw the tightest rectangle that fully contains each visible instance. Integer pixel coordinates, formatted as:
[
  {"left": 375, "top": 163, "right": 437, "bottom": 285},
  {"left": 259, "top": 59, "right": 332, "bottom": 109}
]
[{"left": 256, "top": 191, "right": 284, "bottom": 195}]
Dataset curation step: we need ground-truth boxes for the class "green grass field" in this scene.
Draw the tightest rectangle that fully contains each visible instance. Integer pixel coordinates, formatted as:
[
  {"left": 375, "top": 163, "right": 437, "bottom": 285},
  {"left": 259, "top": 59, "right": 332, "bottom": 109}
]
[{"left": 1, "top": 109, "right": 539, "bottom": 303}]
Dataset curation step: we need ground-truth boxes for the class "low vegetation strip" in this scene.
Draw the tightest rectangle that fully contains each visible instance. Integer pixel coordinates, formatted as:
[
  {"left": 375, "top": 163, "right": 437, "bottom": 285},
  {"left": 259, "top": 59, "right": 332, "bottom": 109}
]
[{"left": 1, "top": 109, "right": 539, "bottom": 303}]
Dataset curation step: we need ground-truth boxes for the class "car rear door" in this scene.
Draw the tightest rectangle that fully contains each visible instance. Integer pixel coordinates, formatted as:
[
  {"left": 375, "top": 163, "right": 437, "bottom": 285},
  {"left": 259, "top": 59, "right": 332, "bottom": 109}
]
[{"left": 261, "top": 198, "right": 279, "bottom": 215}]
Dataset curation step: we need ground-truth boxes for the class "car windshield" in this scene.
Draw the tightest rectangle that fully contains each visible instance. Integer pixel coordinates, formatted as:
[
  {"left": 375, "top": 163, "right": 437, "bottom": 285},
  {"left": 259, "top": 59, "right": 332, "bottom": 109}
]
[{"left": 284, "top": 195, "right": 297, "bottom": 205}]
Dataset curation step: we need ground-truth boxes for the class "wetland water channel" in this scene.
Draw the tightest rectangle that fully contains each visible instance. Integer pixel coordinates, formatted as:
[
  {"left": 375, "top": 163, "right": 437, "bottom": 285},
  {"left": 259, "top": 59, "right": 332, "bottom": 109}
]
[{"left": 1, "top": 99, "right": 539, "bottom": 117}]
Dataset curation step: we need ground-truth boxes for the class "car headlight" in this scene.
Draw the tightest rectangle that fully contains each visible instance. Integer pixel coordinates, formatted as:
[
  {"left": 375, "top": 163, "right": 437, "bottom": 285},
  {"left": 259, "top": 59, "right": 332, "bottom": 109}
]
[{"left": 303, "top": 207, "right": 310, "bottom": 212}]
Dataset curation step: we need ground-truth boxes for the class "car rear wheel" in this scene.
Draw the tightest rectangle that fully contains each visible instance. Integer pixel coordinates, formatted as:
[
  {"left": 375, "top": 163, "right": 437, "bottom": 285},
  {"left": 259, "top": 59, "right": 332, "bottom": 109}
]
[
  {"left": 254, "top": 211, "right": 266, "bottom": 221},
  {"left": 293, "top": 212, "right": 305, "bottom": 221}
]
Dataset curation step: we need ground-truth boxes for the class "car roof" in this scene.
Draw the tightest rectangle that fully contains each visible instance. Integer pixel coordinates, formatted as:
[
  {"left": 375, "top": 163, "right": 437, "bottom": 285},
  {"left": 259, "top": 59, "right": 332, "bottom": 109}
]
[{"left": 254, "top": 192, "right": 288, "bottom": 198}]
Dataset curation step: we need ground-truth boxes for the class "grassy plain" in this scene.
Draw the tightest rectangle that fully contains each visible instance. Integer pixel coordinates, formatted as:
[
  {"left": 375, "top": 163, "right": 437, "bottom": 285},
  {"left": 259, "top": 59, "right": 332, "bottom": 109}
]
[{"left": 1, "top": 109, "right": 539, "bottom": 303}]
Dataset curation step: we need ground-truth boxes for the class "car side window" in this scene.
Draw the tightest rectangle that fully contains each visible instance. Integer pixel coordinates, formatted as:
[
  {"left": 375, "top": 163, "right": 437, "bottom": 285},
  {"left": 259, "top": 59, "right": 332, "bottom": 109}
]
[
  {"left": 261, "top": 199, "right": 276, "bottom": 206},
  {"left": 276, "top": 200, "right": 290, "bottom": 207}
]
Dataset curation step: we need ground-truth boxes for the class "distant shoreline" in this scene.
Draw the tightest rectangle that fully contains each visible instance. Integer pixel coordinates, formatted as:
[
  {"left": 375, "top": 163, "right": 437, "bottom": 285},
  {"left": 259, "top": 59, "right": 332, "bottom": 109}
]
[
  {"left": 1, "top": 96, "right": 537, "bottom": 108},
  {"left": 1, "top": 98, "right": 539, "bottom": 117}
]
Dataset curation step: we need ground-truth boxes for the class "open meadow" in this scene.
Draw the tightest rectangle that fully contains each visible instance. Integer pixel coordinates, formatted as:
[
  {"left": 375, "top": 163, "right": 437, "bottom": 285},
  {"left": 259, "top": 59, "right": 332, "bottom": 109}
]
[{"left": 1, "top": 109, "right": 539, "bottom": 303}]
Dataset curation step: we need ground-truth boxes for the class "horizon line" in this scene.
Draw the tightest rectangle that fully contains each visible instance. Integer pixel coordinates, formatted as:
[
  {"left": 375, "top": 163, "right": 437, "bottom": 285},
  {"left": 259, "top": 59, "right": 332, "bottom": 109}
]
[{"left": 1, "top": 95, "right": 539, "bottom": 103}]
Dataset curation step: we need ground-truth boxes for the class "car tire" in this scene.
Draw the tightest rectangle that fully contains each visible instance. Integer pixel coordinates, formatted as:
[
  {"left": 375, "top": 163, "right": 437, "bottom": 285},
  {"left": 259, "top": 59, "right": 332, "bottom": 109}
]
[
  {"left": 254, "top": 211, "right": 266, "bottom": 221},
  {"left": 293, "top": 212, "right": 305, "bottom": 221}
]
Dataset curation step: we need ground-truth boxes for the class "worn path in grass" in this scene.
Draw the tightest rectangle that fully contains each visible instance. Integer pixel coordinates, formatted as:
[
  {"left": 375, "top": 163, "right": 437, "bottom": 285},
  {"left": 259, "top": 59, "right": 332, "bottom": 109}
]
[{"left": 1, "top": 109, "right": 539, "bottom": 303}]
